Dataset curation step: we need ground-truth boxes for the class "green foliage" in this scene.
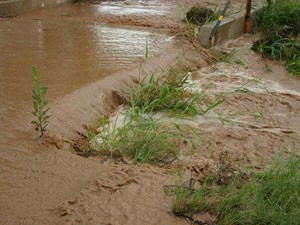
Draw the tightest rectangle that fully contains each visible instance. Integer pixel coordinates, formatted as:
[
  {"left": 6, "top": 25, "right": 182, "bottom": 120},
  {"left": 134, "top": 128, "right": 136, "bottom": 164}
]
[
  {"left": 216, "top": 155, "right": 300, "bottom": 225},
  {"left": 286, "top": 55, "right": 300, "bottom": 76},
  {"left": 172, "top": 181, "right": 210, "bottom": 214},
  {"left": 86, "top": 63, "right": 224, "bottom": 163},
  {"left": 31, "top": 66, "right": 50, "bottom": 138},
  {"left": 186, "top": 6, "right": 221, "bottom": 26},
  {"left": 210, "top": 48, "right": 244, "bottom": 65},
  {"left": 255, "top": 0, "right": 300, "bottom": 36},
  {"left": 253, "top": 35, "right": 300, "bottom": 75},
  {"left": 253, "top": 0, "right": 300, "bottom": 76},
  {"left": 171, "top": 155, "right": 300, "bottom": 225},
  {"left": 254, "top": 35, "right": 300, "bottom": 61},
  {"left": 94, "top": 115, "right": 196, "bottom": 164},
  {"left": 130, "top": 66, "right": 224, "bottom": 116}
]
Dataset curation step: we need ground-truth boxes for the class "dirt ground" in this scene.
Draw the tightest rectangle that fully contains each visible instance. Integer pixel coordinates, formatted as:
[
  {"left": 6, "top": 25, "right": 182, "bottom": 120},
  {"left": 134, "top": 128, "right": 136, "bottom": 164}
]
[{"left": 0, "top": 1, "right": 299, "bottom": 225}]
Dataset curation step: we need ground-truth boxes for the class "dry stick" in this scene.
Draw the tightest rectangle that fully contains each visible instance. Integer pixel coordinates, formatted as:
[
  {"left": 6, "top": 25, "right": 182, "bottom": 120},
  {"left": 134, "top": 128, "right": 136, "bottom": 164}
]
[{"left": 209, "top": 0, "right": 231, "bottom": 46}]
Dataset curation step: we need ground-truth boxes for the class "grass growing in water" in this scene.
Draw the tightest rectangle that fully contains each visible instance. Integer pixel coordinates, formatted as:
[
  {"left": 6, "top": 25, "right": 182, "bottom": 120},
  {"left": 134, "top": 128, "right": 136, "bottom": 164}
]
[
  {"left": 186, "top": 6, "right": 221, "bottom": 26},
  {"left": 171, "top": 155, "right": 300, "bottom": 225},
  {"left": 253, "top": 0, "right": 300, "bottom": 76},
  {"left": 86, "top": 64, "right": 224, "bottom": 163},
  {"left": 255, "top": 0, "right": 300, "bottom": 36},
  {"left": 130, "top": 65, "right": 224, "bottom": 116},
  {"left": 31, "top": 66, "right": 50, "bottom": 138},
  {"left": 92, "top": 115, "right": 196, "bottom": 164},
  {"left": 253, "top": 34, "right": 300, "bottom": 75}
]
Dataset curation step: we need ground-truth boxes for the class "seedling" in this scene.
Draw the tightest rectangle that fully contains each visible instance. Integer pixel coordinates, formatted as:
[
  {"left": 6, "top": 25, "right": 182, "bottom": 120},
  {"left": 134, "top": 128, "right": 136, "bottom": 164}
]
[{"left": 31, "top": 66, "right": 50, "bottom": 138}]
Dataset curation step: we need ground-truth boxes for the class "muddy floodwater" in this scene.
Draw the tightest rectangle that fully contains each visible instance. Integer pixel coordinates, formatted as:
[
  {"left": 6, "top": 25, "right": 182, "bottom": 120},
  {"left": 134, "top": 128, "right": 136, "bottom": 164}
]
[
  {"left": 1, "top": 1, "right": 299, "bottom": 225},
  {"left": 0, "top": 3, "right": 174, "bottom": 148},
  {"left": 0, "top": 1, "right": 178, "bottom": 224}
]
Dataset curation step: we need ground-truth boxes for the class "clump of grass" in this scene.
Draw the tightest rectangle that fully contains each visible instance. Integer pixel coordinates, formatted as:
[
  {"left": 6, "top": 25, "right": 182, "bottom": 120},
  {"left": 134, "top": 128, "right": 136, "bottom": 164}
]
[
  {"left": 186, "top": 5, "right": 221, "bottom": 26},
  {"left": 85, "top": 64, "right": 223, "bottom": 163},
  {"left": 253, "top": 0, "right": 300, "bottom": 76},
  {"left": 253, "top": 35, "right": 300, "bottom": 61},
  {"left": 253, "top": 34, "right": 300, "bottom": 75},
  {"left": 216, "top": 155, "right": 300, "bottom": 225},
  {"left": 130, "top": 65, "right": 224, "bottom": 116},
  {"left": 255, "top": 0, "right": 300, "bottom": 36},
  {"left": 210, "top": 48, "right": 245, "bottom": 65},
  {"left": 171, "top": 154, "right": 300, "bottom": 225},
  {"left": 286, "top": 55, "right": 300, "bottom": 76},
  {"left": 91, "top": 115, "right": 196, "bottom": 164},
  {"left": 172, "top": 182, "right": 210, "bottom": 215}
]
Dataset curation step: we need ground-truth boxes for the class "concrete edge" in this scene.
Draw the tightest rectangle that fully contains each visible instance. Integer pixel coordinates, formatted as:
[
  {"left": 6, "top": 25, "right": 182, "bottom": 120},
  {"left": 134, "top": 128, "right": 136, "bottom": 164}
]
[
  {"left": 196, "top": 4, "right": 266, "bottom": 48},
  {"left": 0, "top": 0, "right": 72, "bottom": 17}
]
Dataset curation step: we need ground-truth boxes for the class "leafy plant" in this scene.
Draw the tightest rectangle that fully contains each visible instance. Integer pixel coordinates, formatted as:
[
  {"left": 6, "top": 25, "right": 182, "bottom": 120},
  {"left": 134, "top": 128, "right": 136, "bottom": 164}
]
[
  {"left": 171, "top": 154, "right": 300, "bottom": 225},
  {"left": 186, "top": 6, "right": 221, "bottom": 26},
  {"left": 92, "top": 114, "right": 196, "bottom": 164},
  {"left": 253, "top": 34, "right": 300, "bottom": 75},
  {"left": 210, "top": 48, "right": 244, "bottom": 65},
  {"left": 253, "top": 0, "right": 300, "bottom": 76},
  {"left": 215, "top": 155, "right": 300, "bottom": 225},
  {"left": 31, "top": 66, "right": 50, "bottom": 138},
  {"left": 254, "top": 0, "right": 300, "bottom": 36},
  {"left": 286, "top": 55, "right": 300, "bottom": 76},
  {"left": 130, "top": 65, "right": 224, "bottom": 116}
]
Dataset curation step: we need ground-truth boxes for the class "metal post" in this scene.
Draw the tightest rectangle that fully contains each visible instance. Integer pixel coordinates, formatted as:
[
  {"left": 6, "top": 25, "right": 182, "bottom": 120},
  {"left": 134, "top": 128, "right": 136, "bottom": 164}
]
[
  {"left": 209, "top": 0, "right": 231, "bottom": 45},
  {"left": 244, "top": 0, "right": 252, "bottom": 33}
]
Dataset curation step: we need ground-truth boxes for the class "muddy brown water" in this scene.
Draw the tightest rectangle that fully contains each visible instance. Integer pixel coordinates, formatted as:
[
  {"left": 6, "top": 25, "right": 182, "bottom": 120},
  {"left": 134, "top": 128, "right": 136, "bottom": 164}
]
[
  {"left": 0, "top": 5, "right": 174, "bottom": 145},
  {"left": 0, "top": 2, "right": 179, "bottom": 224},
  {"left": 1, "top": 1, "right": 299, "bottom": 224}
]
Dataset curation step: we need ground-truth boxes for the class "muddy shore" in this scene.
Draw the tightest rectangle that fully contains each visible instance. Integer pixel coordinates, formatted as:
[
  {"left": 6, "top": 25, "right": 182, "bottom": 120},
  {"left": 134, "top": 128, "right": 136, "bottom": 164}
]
[{"left": 0, "top": 1, "right": 299, "bottom": 225}]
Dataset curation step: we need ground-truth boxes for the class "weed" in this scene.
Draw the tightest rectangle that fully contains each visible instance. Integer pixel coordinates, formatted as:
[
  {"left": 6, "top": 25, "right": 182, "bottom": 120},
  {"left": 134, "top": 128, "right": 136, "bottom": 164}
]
[
  {"left": 253, "top": 34, "right": 300, "bottom": 75},
  {"left": 93, "top": 115, "right": 196, "bottom": 164},
  {"left": 254, "top": 0, "right": 300, "bottom": 36},
  {"left": 172, "top": 182, "right": 210, "bottom": 215},
  {"left": 210, "top": 48, "right": 244, "bottom": 65},
  {"left": 145, "top": 40, "right": 149, "bottom": 59},
  {"left": 171, "top": 154, "right": 300, "bottom": 225},
  {"left": 130, "top": 65, "right": 224, "bottom": 116},
  {"left": 31, "top": 66, "right": 50, "bottom": 138},
  {"left": 186, "top": 6, "right": 221, "bottom": 26},
  {"left": 215, "top": 155, "right": 300, "bottom": 225},
  {"left": 253, "top": 0, "right": 300, "bottom": 75},
  {"left": 285, "top": 55, "right": 300, "bottom": 76}
]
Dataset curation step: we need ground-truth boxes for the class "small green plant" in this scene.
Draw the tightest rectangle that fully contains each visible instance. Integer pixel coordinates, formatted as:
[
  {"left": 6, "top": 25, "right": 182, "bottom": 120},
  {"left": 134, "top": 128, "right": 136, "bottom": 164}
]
[
  {"left": 31, "top": 66, "right": 50, "bottom": 138},
  {"left": 170, "top": 154, "right": 300, "bottom": 225},
  {"left": 253, "top": 35, "right": 300, "bottom": 75},
  {"left": 215, "top": 155, "right": 300, "bottom": 225},
  {"left": 286, "top": 55, "right": 300, "bottom": 76},
  {"left": 130, "top": 64, "right": 224, "bottom": 116},
  {"left": 210, "top": 48, "right": 244, "bottom": 65},
  {"left": 145, "top": 40, "right": 149, "bottom": 59},
  {"left": 92, "top": 115, "right": 196, "bottom": 164},
  {"left": 186, "top": 6, "right": 221, "bottom": 26},
  {"left": 253, "top": 0, "right": 300, "bottom": 76},
  {"left": 254, "top": 0, "right": 300, "bottom": 36}
]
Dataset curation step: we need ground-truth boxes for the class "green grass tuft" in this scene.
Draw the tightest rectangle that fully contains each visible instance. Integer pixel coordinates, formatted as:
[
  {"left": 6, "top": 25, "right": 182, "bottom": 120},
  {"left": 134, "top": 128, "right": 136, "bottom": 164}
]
[
  {"left": 253, "top": 34, "right": 300, "bottom": 75},
  {"left": 253, "top": 0, "right": 300, "bottom": 76},
  {"left": 255, "top": 0, "right": 300, "bottom": 36},
  {"left": 93, "top": 115, "right": 196, "bottom": 164},
  {"left": 171, "top": 155, "right": 300, "bottom": 225},
  {"left": 130, "top": 65, "right": 224, "bottom": 116}
]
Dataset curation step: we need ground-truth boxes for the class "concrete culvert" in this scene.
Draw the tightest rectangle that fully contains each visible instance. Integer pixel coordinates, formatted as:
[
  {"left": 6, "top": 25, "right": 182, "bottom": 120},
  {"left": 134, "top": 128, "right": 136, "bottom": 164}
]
[{"left": 186, "top": 6, "right": 214, "bottom": 25}]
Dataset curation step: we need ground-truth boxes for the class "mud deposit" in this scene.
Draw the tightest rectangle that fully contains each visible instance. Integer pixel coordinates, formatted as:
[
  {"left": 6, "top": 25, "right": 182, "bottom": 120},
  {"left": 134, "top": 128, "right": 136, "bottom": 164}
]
[{"left": 0, "top": 1, "right": 299, "bottom": 225}]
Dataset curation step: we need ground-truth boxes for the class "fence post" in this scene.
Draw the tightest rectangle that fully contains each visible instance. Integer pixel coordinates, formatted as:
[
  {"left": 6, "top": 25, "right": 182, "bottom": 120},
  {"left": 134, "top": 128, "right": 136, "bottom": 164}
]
[{"left": 244, "top": 0, "right": 252, "bottom": 33}]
